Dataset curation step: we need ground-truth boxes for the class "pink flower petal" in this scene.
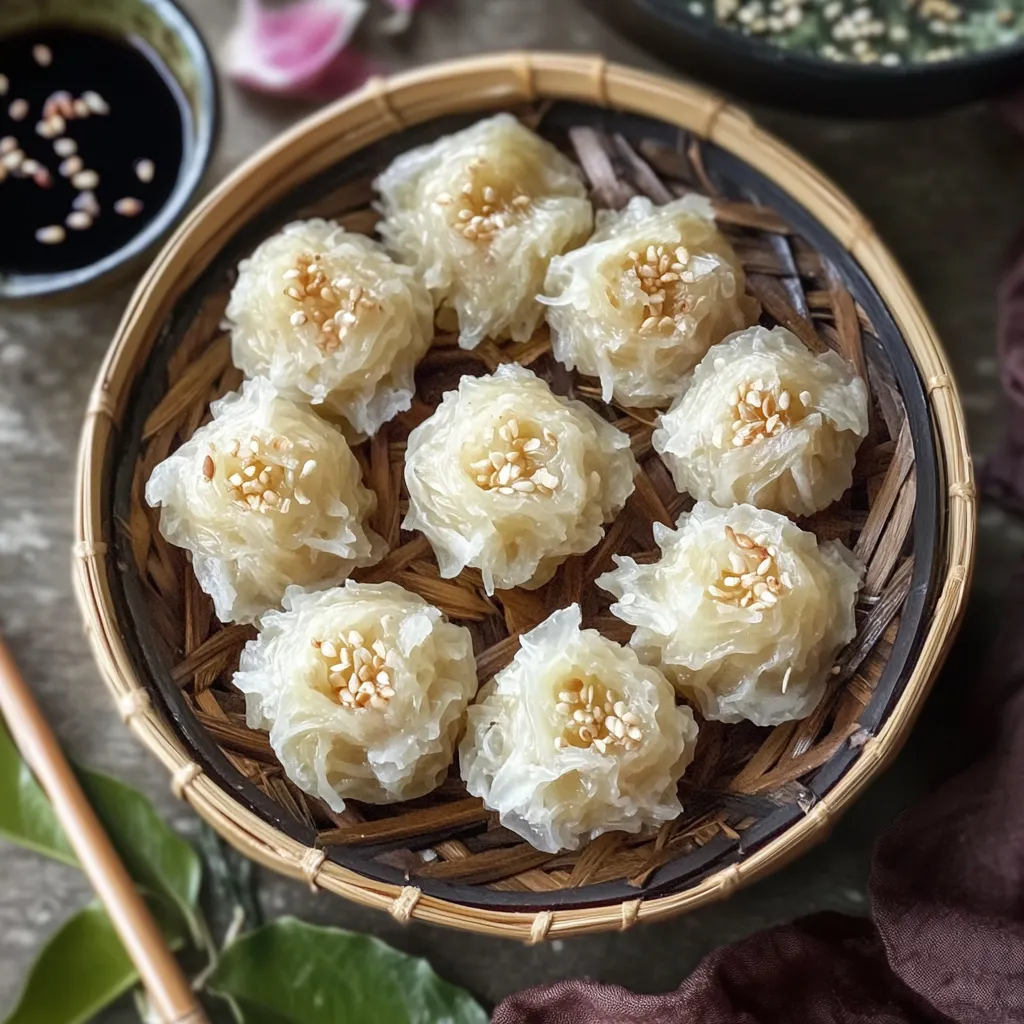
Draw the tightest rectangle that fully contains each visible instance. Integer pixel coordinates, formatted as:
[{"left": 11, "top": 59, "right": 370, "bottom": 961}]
[{"left": 223, "top": 0, "right": 369, "bottom": 94}]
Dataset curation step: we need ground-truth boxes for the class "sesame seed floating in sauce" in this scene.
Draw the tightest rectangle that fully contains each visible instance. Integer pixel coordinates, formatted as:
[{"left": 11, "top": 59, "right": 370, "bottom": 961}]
[
  {"left": 82, "top": 90, "right": 109, "bottom": 115},
  {"left": 134, "top": 158, "right": 154, "bottom": 183},
  {"left": 114, "top": 197, "right": 143, "bottom": 217},
  {"left": 53, "top": 137, "right": 76, "bottom": 157},
  {"left": 8, "top": 98, "right": 28, "bottom": 121},
  {"left": 73, "top": 190, "right": 100, "bottom": 216},
  {"left": 71, "top": 168, "right": 99, "bottom": 190},
  {"left": 66, "top": 210, "right": 92, "bottom": 230},
  {"left": 35, "top": 225, "right": 65, "bottom": 244},
  {"left": 32, "top": 45, "right": 52, "bottom": 67},
  {"left": 59, "top": 155, "right": 82, "bottom": 177}
]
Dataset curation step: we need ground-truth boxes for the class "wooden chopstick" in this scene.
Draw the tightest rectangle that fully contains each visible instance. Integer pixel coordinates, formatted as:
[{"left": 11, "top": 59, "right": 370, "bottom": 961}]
[{"left": 0, "top": 631, "right": 208, "bottom": 1024}]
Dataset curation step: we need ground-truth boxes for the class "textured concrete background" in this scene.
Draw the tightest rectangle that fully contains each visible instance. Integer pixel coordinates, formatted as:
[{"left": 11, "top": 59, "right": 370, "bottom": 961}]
[{"left": 1, "top": 0, "right": 1022, "bottom": 1018}]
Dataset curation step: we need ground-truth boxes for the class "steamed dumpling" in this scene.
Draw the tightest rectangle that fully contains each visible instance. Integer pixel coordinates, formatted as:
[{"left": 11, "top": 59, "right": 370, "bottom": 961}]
[
  {"left": 375, "top": 114, "right": 593, "bottom": 349},
  {"left": 145, "top": 377, "right": 384, "bottom": 624},
  {"left": 653, "top": 326, "right": 869, "bottom": 516},
  {"left": 543, "top": 195, "right": 758, "bottom": 407},
  {"left": 226, "top": 219, "right": 434, "bottom": 436},
  {"left": 460, "top": 604, "right": 698, "bottom": 853},
  {"left": 598, "top": 502, "right": 861, "bottom": 726},
  {"left": 402, "top": 364, "right": 637, "bottom": 593},
  {"left": 235, "top": 582, "right": 477, "bottom": 811}
]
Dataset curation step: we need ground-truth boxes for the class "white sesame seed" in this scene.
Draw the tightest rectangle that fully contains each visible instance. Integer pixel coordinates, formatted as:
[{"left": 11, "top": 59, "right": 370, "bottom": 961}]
[
  {"left": 73, "top": 190, "right": 99, "bottom": 216},
  {"left": 82, "top": 90, "right": 109, "bottom": 115},
  {"left": 134, "top": 158, "right": 155, "bottom": 183},
  {"left": 72, "top": 98, "right": 88, "bottom": 118},
  {"left": 65, "top": 210, "right": 92, "bottom": 230},
  {"left": 35, "top": 225, "right": 64, "bottom": 244},
  {"left": 33, "top": 45, "right": 52, "bottom": 67},
  {"left": 59, "top": 155, "right": 82, "bottom": 177},
  {"left": 71, "top": 168, "right": 98, "bottom": 190},
  {"left": 8, "top": 99, "right": 28, "bottom": 121}
]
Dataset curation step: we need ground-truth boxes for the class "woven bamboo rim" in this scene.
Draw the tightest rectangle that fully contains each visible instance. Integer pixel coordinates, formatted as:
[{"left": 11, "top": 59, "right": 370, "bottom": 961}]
[{"left": 74, "top": 53, "right": 974, "bottom": 940}]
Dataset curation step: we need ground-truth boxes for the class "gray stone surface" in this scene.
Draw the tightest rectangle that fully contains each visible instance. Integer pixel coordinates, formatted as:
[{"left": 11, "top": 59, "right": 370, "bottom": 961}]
[{"left": 0, "top": 0, "right": 1021, "bottom": 1018}]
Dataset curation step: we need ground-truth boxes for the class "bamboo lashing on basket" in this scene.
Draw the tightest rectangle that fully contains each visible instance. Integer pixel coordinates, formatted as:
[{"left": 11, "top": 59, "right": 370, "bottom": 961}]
[
  {"left": 0, "top": 632, "right": 208, "bottom": 1024},
  {"left": 73, "top": 54, "right": 974, "bottom": 940}
]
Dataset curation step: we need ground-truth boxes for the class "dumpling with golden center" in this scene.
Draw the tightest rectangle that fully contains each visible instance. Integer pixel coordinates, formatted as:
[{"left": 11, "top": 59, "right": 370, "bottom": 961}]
[
  {"left": 225, "top": 219, "right": 434, "bottom": 436},
  {"left": 542, "top": 195, "right": 758, "bottom": 407},
  {"left": 234, "top": 581, "right": 478, "bottom": 811},
  {"left": 145, "top": 377, "right": 385, "bottom": 625},
  {"left": 654, "top": 326, "right": 869, "bottom": 516},
  {"left": 460, "top": 604, "right": 698, "bottom": 854},
  {"left": 402, "top": 363, "right": 637, "bottom": 594},
  {"left": 598, "top": 502, "right": 861, "bottom": 727},
  {"left": 374, "top": 113, "right": 593, "bottom": 349}
]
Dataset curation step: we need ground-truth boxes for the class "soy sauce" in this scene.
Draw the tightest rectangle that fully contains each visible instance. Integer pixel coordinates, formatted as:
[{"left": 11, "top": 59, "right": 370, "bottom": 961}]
[{"left": 0, "top": 26, "right": 188, "bottom": 277}]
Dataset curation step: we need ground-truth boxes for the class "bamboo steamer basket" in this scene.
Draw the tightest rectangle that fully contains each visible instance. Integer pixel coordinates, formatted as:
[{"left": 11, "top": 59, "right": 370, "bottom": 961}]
[{"left": 74, "top": 53, "right": 974, "bottom": 941}]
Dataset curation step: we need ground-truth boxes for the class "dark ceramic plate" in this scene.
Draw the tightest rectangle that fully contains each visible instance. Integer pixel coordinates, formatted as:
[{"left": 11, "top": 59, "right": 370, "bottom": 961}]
[
  {"left": 0, "top": 0, "right": 217, "bottom": 299},
  {"left": 589, "top": 0, "right": 1024, "bottom": 116}
]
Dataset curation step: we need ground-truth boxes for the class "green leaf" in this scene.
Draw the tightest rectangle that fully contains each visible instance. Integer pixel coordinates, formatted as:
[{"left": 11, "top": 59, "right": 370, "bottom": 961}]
[
  {"left": 207, "top": 918, "right": 488, "bottom": 1024},
  {"left": 1, "top": 900, "right": 187, "bottom": 1024},
  {"left": 78, "top": 769, "right": 203, "bottom": 945},
  {"left": 0, "top": 717, "right": 204, "bottom": 945},
  {"left": 0, "top": 717, "right": 76, "bottom": 865}
]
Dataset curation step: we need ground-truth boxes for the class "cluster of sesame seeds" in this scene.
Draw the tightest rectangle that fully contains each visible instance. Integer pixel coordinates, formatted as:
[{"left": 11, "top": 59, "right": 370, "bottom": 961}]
[
  {"left": 281, "top": 253, "right": 377, "bottom": 354},
  {"left": 202, "top": 434, "right": 318, "bottom": 514},
  {"left": 314, "top": 631, "right": 397, "bottom": 710},
  {"left": 433, "top": 156, "right": 531, "bottom": 245},
  {"left": 2, "top": 45, "right": 153, "bottom": 244},
  {"left": 707, "top": 525, "right": 792, "bottom": 612},
  {"left": 553, "top": 678, "right": 644, "bottom": 754},
  {"left": 467, "top": 417, "right": 561, "bottom": 496},
  {"left": 628, "top": 243, "right": 696, "bottom": 335},
  {"left": 712, "top": 0, "right": 987, "bottom": 66},
  {"left": 713, "top": 377, "right": 809, "bottom": 450}
]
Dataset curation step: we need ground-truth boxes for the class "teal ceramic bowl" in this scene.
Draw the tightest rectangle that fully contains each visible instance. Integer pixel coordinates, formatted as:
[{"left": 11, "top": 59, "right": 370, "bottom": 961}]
[{"left": 0, "top": 0, "right": 218, "bottom": 299}]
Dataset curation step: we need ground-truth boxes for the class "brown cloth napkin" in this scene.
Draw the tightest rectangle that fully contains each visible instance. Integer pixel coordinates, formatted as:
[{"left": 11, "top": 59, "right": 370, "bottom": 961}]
[
  {"left": 494, "top": 581, "right": 1024, "bottom": 1024},
  {"left": 496, "top": 212, "right": 1024, "bottom": 1022}
]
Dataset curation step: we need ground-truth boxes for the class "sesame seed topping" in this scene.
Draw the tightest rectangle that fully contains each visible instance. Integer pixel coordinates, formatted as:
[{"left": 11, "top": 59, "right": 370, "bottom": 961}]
[
  {"left": 708, "top": 526, "right": 790, "bottom": 610},
  {"left": 554, "top": 677, "right": 642, "bottom": 752}
]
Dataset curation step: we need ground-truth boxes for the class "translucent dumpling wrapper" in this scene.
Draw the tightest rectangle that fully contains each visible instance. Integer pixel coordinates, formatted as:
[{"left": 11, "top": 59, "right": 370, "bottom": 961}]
[
  {"left": 597, "top": 502, "right": 861, "bottom": 727},
  {"left": 460, "top": 604, "right": 698, "bottom": 853},
  {"left": 402, "top": 363, "right": 637, "bottom": 594},
  {"left": 542, "top": 195, "right": 758, "bottom": 407},
  {"left": 653, "top": 326, "right": 869, "bottom": 516},
  {"left": 374, "top": 113, "right": 593, "bottom": 349},
  {"left": 145, "top": 377, "right": 385, "bottom": 625},
  {"left": 225, "top": 218, "right": 434, "bottom": 436},
  {"left": 234, "top": 581, "right": 477, "bottom": 811}
]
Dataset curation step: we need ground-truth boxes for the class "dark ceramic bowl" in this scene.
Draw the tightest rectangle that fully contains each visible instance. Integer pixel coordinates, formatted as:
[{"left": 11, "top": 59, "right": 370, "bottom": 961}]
[
  {"left": 589, "top": 0, "right": 1024, "bottom": 116},
  {"left": 0, "top": 0, "right": 218, "bottom": 299}
]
